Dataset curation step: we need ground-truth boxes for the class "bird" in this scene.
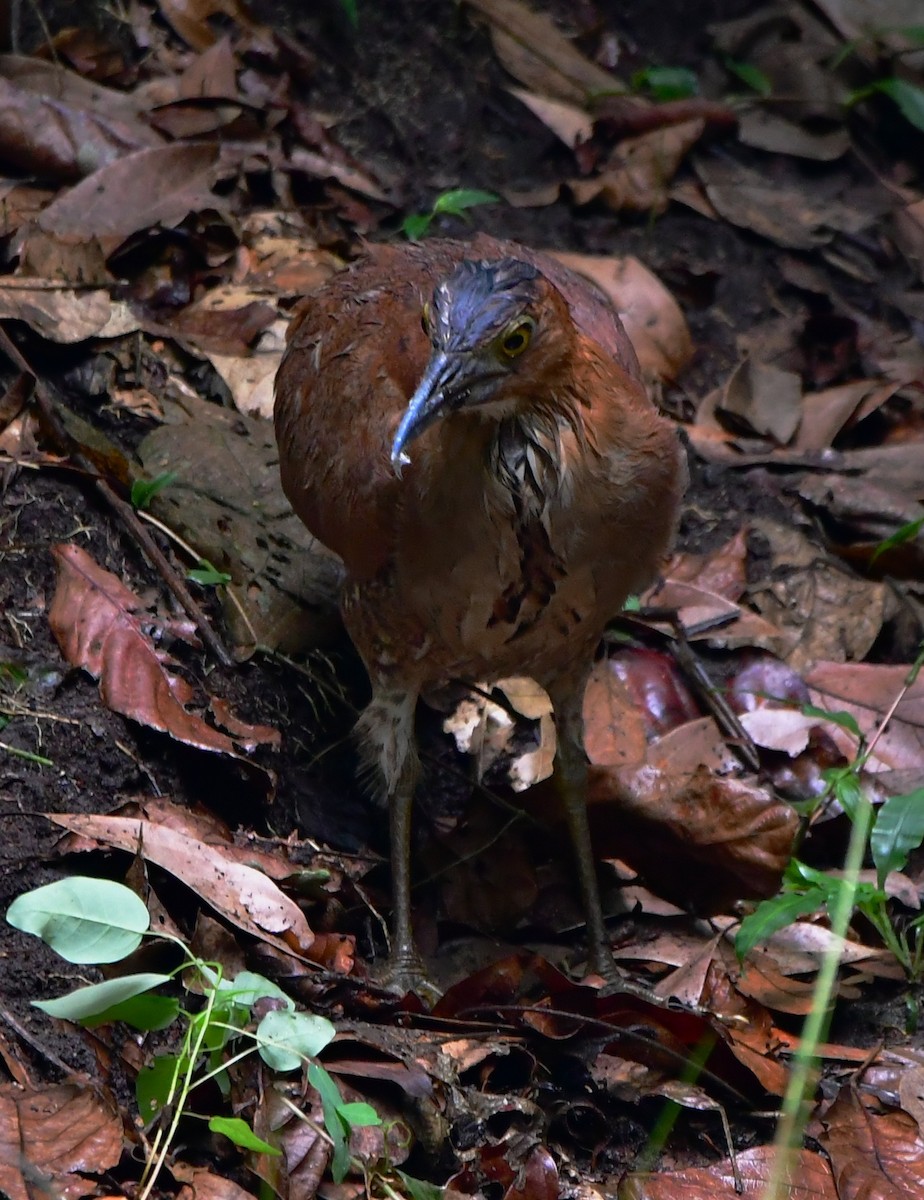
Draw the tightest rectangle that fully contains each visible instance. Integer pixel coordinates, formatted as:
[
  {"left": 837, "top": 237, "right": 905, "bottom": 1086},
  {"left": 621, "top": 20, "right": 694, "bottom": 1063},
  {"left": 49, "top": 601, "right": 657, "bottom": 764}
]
[{"left": 274, "top": 233, "right": 686, "bottom": 992}]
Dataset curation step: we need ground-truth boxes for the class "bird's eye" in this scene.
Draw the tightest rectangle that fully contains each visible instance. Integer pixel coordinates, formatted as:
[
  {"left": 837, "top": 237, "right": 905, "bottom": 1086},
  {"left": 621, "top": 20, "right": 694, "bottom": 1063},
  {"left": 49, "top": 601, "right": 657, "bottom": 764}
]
[
  {"left": 500, "top": 319, "right": 534, "bottom": 358},
  {"left": 421, "top": 301, "right": 431, "bottom": 334}
]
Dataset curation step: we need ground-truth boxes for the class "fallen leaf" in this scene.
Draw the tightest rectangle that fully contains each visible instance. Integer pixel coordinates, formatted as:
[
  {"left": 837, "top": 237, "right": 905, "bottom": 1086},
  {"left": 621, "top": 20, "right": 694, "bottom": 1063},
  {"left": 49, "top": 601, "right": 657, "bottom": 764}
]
[
  {"left": 550, "top": 252, "right": 693, "bottom": 381},
  {"left": 818, "top": 1086, "right": 924, "bottom": 1199},
  {"left": 0, "top": 1082, "right": 122, "bottom": 1200},
  {"left": 621, "top": 1144, "right": 836, "bottom": 1197},
  {"left": 507, "top": 86, "right": 592, "bottom": 147},
  {"left": 48, "top": 542, "right": 276, "bottom": 759},
  {"left": 465, "top": 0, "right": 619, "bottom": 104},
  {"left": 570, "top": 120, "right": 705, "bottom": 216},
  {"left": 48, "top": 813, "right": 318, "bottom": 958},
  {"left": 38, "top": 142, "right": 223, "bottom": 243},
  {"left": 805, "top": 661, "right": 924, "bottom": 772}
]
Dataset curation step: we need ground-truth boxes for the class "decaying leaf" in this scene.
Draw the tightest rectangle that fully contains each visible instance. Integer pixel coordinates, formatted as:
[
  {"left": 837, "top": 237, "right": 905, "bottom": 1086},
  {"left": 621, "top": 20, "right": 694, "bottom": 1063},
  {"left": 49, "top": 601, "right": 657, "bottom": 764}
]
[
  {"left": 48, "top": 542, "right": 278, "bottom": 760},
  {"left": 586, "top": 764, "right": 799, "bottom": 914},
  {"left": 0, "top": 1082, "right": 122, "bottom": 1200}
]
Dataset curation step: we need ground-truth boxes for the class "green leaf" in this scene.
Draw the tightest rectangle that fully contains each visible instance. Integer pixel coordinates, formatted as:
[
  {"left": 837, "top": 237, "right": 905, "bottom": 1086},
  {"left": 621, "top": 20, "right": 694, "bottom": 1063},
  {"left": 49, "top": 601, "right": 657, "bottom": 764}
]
[
  {"left": 397, "top": 1171, "right": 445, "bottom": 1200},
  {"left": 873, "top": 77, "right": 924, "bottom": 132},
  {"left": 216, "top": 970, "right": 294, "bottom": 1012},
  {"left": 828, "top": 767, "right": 864, "bottom": 822},
  {"left": 736, "top": 888, "right": 827, "bottom": 960},
  {"left": 871, "top": 789, "right": 924, "bottom": 888},
  {"left": 209, "top": 1115, "right": 281, "bottom": 1155},
  {"left": 632, "top": 65, "right": 699, "bottom": 100},
  {"left": 187, "top": 560, "right": 231, "bottom": 587},
  {"left": 83, "top": 991, "right": 180, "bottom": 1032},
  {"left": 308, "top": 1063, "right": 351, "bottom": 1183},
  {"left": 432, "top": 188, "right": 498, "bottom": 217},
  {"left": 339, "top": 0, "right": 358, "bottom": 28},
  {"left": 801, "top": 703, "right": 862, "bottom": 739},
  {"left": 131, "top": 471, "right": 177, "bottom": 511},
  {"left": 871, "top": 516, "right": 924, "bottom": 564},
  {"left": 136, "top": 1053, "right": 183, "bottom": 1123},
  {"left": 35, "top": 973, "right": 170, "bottom": 1021},
  {"left": 892, "top": 26, "right": 924, "bottom": 47},
  {"left": 256, "top": 1009, "right": 336, "bottom": 1072},
  {"left": 402, "top": 213, "right": 432, "bottom": 241},
  {"left": 337, "top": 1101, "right": 382, "bottom": 1128},
  {"left": 722, "top": 57, "right": 772, "bottom": 96},
  {"left": 7, "top": 877, "right": 150, "bottom": 963}
]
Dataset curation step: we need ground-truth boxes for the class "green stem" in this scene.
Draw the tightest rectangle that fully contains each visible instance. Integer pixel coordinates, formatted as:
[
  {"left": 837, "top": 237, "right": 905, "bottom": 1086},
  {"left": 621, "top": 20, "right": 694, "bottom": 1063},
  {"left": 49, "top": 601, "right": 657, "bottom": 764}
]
[{"left": 762, "top": 793, "right": 874, "bottom": 1199}]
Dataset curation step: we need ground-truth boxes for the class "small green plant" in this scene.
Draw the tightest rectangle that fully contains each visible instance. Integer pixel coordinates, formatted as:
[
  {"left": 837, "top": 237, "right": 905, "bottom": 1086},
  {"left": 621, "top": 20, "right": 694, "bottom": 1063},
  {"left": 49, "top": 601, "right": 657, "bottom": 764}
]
[
  {"left": 187, "top": 559, "right": 232, "bottom": 587},
  {"left": 131, "top": 471, "right": 177, "bottom": 511},
  {"left": 848, "top": 76, "right": 924, "bottom": 133},
  {"left": 6, "top": 877, "right": 431, "bottom": 1197},
  {"left": 736, "top": 650, "right": 924, "bottom": 980},
  {"left": 402, "top": 188, "right": 499, "bottom": 241},
  {"left": 870, "top": 515, "right": 924, "bottom": 564},
  {"left": 721, "top": 56, "right": 772, "bottom": 97},
  {"left": 631, "top": 65, "right": 699, "bottom": 101}
]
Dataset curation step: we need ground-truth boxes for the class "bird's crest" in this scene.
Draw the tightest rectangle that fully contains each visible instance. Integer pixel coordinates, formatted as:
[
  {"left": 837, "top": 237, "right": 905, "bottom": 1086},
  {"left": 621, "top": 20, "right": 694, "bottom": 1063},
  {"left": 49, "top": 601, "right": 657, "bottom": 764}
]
[{"left": 430, "top": 258, "right": 541, "bottom": 351}]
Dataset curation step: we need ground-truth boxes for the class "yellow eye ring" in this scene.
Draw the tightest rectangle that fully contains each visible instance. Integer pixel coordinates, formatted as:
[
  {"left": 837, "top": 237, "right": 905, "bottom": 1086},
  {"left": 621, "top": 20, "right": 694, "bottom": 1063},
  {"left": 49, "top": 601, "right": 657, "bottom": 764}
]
[{"left": 500, "top": 319, "right": 534, "bottom": 358}]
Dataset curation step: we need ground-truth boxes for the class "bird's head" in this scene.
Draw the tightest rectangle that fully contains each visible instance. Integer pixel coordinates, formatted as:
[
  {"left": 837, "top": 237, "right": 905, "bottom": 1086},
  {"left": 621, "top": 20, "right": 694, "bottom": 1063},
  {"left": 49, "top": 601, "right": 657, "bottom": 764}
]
[{"left": 390, "top": 257, "right": 570, "bottom": 473}]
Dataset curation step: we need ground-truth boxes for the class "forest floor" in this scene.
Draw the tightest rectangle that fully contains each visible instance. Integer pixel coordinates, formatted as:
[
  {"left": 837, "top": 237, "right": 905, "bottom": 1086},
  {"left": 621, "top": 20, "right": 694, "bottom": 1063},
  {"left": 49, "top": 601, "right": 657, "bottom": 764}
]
[{"left": 1, "top": 1, "right": 923, "bottom": 1198}]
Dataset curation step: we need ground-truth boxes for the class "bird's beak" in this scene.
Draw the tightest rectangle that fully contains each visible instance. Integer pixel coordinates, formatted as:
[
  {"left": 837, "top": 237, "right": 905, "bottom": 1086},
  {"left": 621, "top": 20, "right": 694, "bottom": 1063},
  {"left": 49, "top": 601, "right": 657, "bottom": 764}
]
[{"left": 390, "top": 350, "right": 460, "bottom": 474}]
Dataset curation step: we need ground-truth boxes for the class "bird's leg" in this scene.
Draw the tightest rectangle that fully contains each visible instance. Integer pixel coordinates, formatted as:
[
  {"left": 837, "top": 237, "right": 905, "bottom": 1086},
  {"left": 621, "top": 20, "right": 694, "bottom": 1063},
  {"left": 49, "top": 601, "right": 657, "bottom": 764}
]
[
  {"left": 551, "top": 685, "right": 617, "bottom": 983},
  {"left": 359, "top": 687, "right": 426, "bottom": 991}
]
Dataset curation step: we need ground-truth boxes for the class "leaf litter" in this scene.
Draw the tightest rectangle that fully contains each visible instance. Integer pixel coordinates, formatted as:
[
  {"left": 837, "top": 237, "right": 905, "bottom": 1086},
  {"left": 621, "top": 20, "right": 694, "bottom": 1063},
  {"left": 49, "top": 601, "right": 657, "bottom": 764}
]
[{"left": 0, "top": 0, "right": 923, "bottom": 1196}]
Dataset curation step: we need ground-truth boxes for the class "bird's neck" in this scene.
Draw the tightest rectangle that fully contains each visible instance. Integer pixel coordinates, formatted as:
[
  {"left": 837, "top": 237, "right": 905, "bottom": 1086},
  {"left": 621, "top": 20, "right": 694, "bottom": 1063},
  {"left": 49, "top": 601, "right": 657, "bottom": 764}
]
[{"left": 488, "top": 392, "right": 588, "bottom": 518}]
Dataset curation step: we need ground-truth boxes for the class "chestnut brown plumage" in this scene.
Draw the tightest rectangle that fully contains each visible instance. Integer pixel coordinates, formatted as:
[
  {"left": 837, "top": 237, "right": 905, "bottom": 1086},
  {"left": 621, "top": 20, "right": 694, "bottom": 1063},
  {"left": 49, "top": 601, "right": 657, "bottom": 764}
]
[{"left": 274, "top": 234, "right": 686, "bottom": 990}]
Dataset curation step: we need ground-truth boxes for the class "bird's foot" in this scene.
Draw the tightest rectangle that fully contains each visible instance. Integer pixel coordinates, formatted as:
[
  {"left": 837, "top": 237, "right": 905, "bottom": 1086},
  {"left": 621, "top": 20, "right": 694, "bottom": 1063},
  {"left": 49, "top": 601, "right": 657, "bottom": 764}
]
[{"left": 376, "top": 950, "right": 441, "bottom": 1005}]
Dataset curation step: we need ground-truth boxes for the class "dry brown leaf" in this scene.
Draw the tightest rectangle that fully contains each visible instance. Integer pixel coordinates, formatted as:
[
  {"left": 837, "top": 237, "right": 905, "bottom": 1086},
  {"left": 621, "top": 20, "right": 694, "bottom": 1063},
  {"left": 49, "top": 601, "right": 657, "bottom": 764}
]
[
  {"left": 0, "top": 58, "right": 160, "bottom": 181},
  {"left": 587, "top": 763, "right": 799, "bottom": 913},
  {"left": 644, "top": 576, "right": 786, "bottom": 651},
  {"left": 158, "top": 0, "right": 255, "bottom": 51},
  {"left": 442, "top": 676, "right": 555, "bottom": 790},
  {"left": 550, "top": 251, "right": 693, "bottom": 381},
  {"left": 818, "top": 1086, "right": 924, "bottom": 1200},
  {"left": 663, "top": 529, "right": 748, "bottom": 600},
  {"left": 804, "top": 661, "right": 924, "bottom": 772},
  {"left": 794, "top": 379, "right": 901, "bottom": 451},
  {"left": 0, "top": 279, "right": 141, "bottom": 343},
  {"left": 749, "top": 518, "right": 893, "bottom": 668},
  {"left": 694, "top": 154, "right": 874, "bottom": 250},
  {"left": 465, "top": 0, "right": 620, "bottom": 104},
  {"left": 206, "top": 319, "right": 288, "bottom": 417},
  {"left": 0, "top": 1082, "right": 122, "bottom": 1200},
  {"left": 48, "top": 812, "right": 317, "bottom": 957},
  {"left": 621, "top": 1146, "right": 836, "bottom": 1198},
  {"left": 38, "top": 142, "right": 223, "bottom": 244},
  {"left": 570, "top": 119, "right": 705, "bottom": 216},
  {"left": 173, "top": 1164, "right": 257, "bottom": 1200},
  {"left": 507, "top": 86, "right": 592, "bottom": 147},
  {"left": 718, "top": 358, "right": 803, "bottom": 444},
  {"left": 646, "top": 716, "right": 741, "bottom": 776},
  {"left": 737, "top": 108, "right": 850, "bottom": 161},
  {"left": 48, "top": 542, "right": 275, "bottom": 760}
]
